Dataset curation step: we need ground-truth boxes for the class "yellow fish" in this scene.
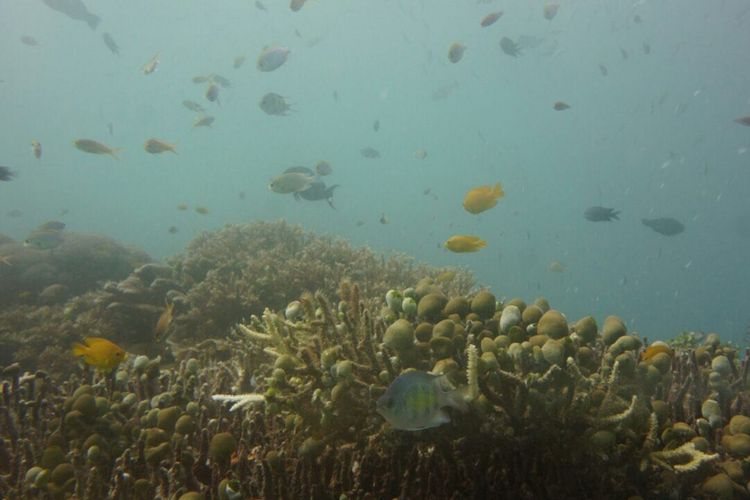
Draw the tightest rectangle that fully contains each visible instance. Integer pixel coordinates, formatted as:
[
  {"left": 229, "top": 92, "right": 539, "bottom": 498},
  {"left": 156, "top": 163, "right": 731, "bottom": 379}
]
[
  {"left": 642, "top": 341, "right": 673, "bottom": 361},
  {"left": 154, "top": 301, "right": 174, "bottom": 338},
  {"left": 444, "top": 235, "right": 486, "bottom": 253},
  {"left": 463, "top": 183, "right": 504, "bottom": 214},
  {"left": 72, "top": 337, "right": 126, "bottom": 372}
]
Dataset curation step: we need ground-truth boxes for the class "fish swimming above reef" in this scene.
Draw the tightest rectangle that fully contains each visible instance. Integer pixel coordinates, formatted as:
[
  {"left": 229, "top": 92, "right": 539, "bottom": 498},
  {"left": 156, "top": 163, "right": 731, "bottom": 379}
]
[
  {"left": 447, "top": 42, "right": 466, "bottom": 63},
  {"left": 154, "top": 300, "right": 174, "bottom": 339},
  {"left": 642, "top": 217, "right": 685, "bottom": 236},
  {"left": 444, "top": 235, "right": 487, "bottom": 253},
  {"left": 102, "top": 32, "right": 120, "bottom": 55},
  {"left": 295, "top": 181, "right": 339, "bottom": 209},
  {"left": 553, "top": 101, "right": 570, "bottom": 111},
  {"left": 73, "top": 139, "right": 121, "bottom": 158},
  {"left": 735, "top": 116, "right": 750, "bottom": 127},
  {"left": 144, "top": 138, "right": 178, "bottom": 155},
  {"left": 31, "top": 140, "right": 42, "bottom": 159},
  {"left": 480, "top": 11, "right": 503, "bottom": 27},
  {"left": 584, "top": 206, "right": 620, "bottom": 222},
  {"left": 257, "top": 46, "right": 290, "bottom": 72},
  {"left": 0, "top": 166, "right": 15, "bottom": 182},
  {"left": 270, "top": 171, "right": 315, "bottom": 194},
  {"left": 72, "top": 337, "right": 126, "bottom": 372},
  {"left": 24, "top": 229, "right": 64, "bottom": 250},
  {"left": 193, "top": 115, "right": 215, "bottom": 128},
  {"left": 463, "top": 183, "right": 504, "bottom": 214},
  {"left": 259, "top": 92, "right": 292, "bottom": 116},
  {"left": 183, "top": 100, "right": 205, "bottom": 113},
  {"left": 360, "top": 147, "right": 381, "bottom": 159},
  {"left": 500, "top": 37, "right": 521, "bottom": 57},
  {"left": 377, "top": 371, "right": 467, "bottom": 431},
  {"left": 42, "top": 0, "right": 101, "bottom": 30}
]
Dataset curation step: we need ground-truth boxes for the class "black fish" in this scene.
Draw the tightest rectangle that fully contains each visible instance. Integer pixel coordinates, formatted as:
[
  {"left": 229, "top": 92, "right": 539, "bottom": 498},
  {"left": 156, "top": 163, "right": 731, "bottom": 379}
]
[
  {"left": 102, "top": 32, "right": 119, "bottom": 55},
  {"left": 0, "top": 166, "right": 15, "bottom": 181},
  {"left": 42, "top": 0, "right": 101, "bottom": 30},
  {"left": 642, "top": 217, "right": 685, "bottom": 236},
  {"left": 584, "top": 206, "right": 620, "bottom": 222},
  {"left": 294, "top": 182, "right": 338, "bottom": 209}
]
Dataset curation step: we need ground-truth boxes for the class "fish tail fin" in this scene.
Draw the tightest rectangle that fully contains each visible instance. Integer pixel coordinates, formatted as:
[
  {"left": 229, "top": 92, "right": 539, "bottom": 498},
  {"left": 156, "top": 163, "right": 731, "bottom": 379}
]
[
  {"left": 493, "top": 182, "right": 504, "bottom": 197},
  {"left": 611, "top": 211, "right": 620, "bottom": 220},
  {"left": 71, "top": 342, "right": 88, "bottom": 358},
  {"left": 110, "top": 148, "right": 123, "bottom": 160},
  {"left": 478, "top": 239, "right": 487, "bottom": 248}
]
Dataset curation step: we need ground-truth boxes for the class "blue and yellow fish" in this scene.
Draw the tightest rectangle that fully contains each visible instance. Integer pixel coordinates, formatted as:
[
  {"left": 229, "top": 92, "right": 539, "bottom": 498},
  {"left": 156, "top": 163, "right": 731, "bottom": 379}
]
[{"left": 377, "top": 370, "right": 467, "bottom": 431}]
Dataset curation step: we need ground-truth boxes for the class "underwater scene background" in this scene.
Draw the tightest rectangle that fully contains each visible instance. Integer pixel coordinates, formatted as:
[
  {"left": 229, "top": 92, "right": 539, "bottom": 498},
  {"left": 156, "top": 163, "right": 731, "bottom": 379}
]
[
  {"left": 1, "top": 0, "right": 749, "bottom": 341},
  {"left": 1, "top": 1, "right": 750, "bottom": 499}
]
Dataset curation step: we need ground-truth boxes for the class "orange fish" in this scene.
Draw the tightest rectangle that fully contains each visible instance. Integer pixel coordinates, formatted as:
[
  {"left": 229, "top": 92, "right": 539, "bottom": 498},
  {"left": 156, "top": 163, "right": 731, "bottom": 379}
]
[
  {"left": 444, "top": 235, "right": 486, "bottom": 253},
  {"left": 72, "top": 337, "right": 126, "bottom": 372},
  {"left": 642, "top": 341, "right": 673, "bottom": 361},
  {"left": 463, "top": 183, "right": 504, "bottom": 214},
  {"left": 154, "top": 300, "right": 174, "bottom": 338}
]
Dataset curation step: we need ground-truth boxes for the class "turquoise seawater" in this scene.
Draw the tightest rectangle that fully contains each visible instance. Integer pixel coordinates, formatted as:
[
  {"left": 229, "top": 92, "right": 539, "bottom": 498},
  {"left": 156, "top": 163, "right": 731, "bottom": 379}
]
[{"left": 1, "top": 0, "right": 749, "bottom": 341}]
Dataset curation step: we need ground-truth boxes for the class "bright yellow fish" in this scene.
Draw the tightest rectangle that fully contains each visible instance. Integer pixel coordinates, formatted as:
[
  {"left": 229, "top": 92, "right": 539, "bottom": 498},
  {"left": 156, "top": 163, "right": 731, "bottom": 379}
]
[
  {"left": 444, "top": 235, "right": 487, "bottom": 253},
  {"left": 641, "top": 341, "right": 673, "bottom": 362},
  {"left": 463, "top": 183, "right": 504, "bottom": 214},
  {"left": 72, "top": 337, "right": 126, "bottom": 372}
]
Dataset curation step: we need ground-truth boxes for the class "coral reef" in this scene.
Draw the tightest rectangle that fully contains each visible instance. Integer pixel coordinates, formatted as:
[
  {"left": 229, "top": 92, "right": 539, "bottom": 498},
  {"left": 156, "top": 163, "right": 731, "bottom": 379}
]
[
  {"left": 0, "top": 277, "right": 749, "bottom": 499},
  {"left": 0, "top": 232, "right": 148, "bottom": 308}
]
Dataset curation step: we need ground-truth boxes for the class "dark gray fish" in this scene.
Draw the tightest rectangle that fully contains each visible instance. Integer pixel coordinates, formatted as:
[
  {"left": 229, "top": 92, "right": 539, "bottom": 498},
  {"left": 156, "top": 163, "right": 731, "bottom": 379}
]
[
  {"left": 102, "top": 32, "right": 119, "bottom": 55},
  {"left": 294, "top": 182, "right": 339, "bottom": 209},
  {"left": 42, "top": 0, "right": 101, "bottom": 30},
  {"left": 0, "top": 166, "right": 15, "bottom": 182},
  {"left": 183, "top": 100, "right": 206, "bottom": 113},
  {"left": 360, "top": 147, "right": 381, "bottom": 159},
  {"left": 642, "top": 217, "right": 685, "bottom": 236},
  {"left": 584, "top": 206, "right": 620, "bottom": 222},
  {"left": 205, "top": 83, "right": 220, "bottom": 103},
  {"left": 20, "top": 35, "right": 40, "bottom": 46},
  {"left": 212, "top": 74, "right": 231, "bottom": 88},
  {"left": 373, "top": 119, "right": 380, "bottom": 132},
  {"left": 431, "top": 81, "right": 459, "bottom": 101},
  {"left": 107, "top": 122, "right": 114, "bottom": 136},
  {"left": 500, "top": 37, "right": 521, "bottom": 57},
  {"left": 598, "top": 64, "right": 608, "bottom": 76}
]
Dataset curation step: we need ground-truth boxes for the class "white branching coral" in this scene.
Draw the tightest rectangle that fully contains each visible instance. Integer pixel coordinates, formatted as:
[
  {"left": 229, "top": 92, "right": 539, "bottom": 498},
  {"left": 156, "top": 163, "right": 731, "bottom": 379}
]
[
  {"left": 649, "top": 441, "right": 719, "bottom": 474},
  {"left": 212, "top": 393, "right": 266, "bottom": 412}
]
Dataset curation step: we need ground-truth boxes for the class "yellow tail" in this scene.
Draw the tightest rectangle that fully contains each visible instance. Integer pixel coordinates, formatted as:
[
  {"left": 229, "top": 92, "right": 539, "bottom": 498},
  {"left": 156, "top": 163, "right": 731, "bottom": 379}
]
[{"left": 71, "top": 343, "right": 88, "bottom": 357}]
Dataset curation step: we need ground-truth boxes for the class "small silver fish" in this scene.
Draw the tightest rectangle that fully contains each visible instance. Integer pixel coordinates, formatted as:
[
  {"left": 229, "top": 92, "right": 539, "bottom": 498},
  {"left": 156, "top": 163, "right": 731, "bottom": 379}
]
[{"left": 377, "top": 371, "right": 467, "bottom": 431}]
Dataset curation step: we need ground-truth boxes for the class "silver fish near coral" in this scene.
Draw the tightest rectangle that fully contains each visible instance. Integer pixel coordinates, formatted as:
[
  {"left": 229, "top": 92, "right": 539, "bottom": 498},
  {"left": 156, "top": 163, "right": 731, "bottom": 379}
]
[{"left": 377, "top": 371, "right": 467, "bottom": 431}]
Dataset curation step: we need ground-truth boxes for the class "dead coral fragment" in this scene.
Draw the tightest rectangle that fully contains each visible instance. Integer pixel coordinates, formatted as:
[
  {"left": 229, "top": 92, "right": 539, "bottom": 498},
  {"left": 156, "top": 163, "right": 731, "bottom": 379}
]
[
  {"left": 212, "top": 393, "right": 266, "bottom": 412},
  {"left": 649, "top": 441, "right": 719, "bottom": 474}
]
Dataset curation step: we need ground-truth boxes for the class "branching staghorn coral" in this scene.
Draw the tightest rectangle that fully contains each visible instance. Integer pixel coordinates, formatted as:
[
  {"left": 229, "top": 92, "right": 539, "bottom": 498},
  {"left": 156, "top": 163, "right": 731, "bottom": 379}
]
[{"left": 648, "top": 441, "right": 719, "bottom": 474}]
